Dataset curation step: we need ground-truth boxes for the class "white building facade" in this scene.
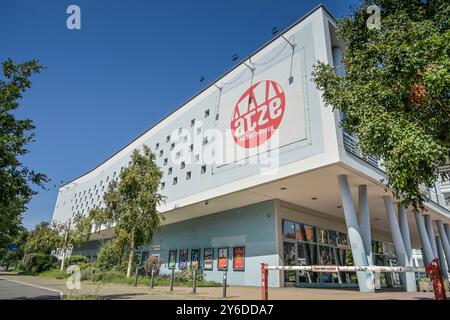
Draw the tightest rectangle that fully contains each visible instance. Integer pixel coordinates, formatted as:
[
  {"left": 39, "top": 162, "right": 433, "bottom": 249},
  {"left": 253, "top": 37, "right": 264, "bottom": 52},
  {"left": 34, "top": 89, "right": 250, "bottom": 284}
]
[{"left": 52, "top": 5, "right": 450, "bottom": 291}]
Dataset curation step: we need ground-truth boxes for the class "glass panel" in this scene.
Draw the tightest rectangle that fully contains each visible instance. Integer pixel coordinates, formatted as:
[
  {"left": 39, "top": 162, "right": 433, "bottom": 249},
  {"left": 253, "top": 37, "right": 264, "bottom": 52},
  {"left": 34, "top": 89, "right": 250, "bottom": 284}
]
[
  {"left": 318, "top": 228, "right": 329, "bottom": 244},
  {"left": 329, "top": 230, "right": 338, "bottom": 246},
  {"left": 337, "top": 232, "right": 348, "bottom": 247},
  {"left": 304, "top": 224, "right": 316, "bottom": 242},
  {"left": 295, "top": 223, "right": 303, "bottom": 241},
  {"left": 282, "top": 220, "right": 296, "bottom": 239},
  {"left": 283, "top": 242, "right": 296, "bottom": 283}
]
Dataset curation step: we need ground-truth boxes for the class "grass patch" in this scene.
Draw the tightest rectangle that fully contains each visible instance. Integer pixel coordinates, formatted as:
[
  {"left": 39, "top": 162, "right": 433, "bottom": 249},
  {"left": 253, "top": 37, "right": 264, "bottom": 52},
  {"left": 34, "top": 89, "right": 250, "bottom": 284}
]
[{"left": 38, "top": 268, "right": 68, "bottom": 279}]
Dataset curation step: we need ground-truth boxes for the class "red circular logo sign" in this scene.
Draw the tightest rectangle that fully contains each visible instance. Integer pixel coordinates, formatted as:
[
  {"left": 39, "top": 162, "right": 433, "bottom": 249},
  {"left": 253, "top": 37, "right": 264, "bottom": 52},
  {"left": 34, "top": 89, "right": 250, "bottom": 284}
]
[{"left": 231, "top": 80, "right": 285, "bottom": 148}]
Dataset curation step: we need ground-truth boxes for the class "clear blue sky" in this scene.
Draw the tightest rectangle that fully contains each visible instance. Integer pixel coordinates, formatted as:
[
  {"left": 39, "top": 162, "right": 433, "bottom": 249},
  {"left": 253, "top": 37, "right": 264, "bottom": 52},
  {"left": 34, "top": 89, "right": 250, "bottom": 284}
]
[{"left": 0, "top": 0, "right": 359, "bottom": 230}]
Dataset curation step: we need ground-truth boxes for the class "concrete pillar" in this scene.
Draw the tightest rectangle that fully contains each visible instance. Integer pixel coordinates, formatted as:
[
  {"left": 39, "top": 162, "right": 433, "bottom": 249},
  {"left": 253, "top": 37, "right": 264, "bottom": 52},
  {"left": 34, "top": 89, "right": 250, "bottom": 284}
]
[
  {"left": 435, "top": 236, "right": 449, "bottom": 279},
  {"left": 358, "top": 185, "right": 372, "bottom": 264},
  {"left": 338, "top": 175, "right": 374, "bottom": 292},
  {"left": 444, "top": 224, "right": 450, "bottom": 247},
  {"left": 424, "top": 215, "right": 438, "bottom": 258},
  {"left": 414, "top": 211, "right": 435, "bottom": 265},
  {"left": 383, "top": 196, "right": 416, "bottom": 292},
  {"left": 398, "top": 206, "right": 412, "bottom": 261},
  {"left": 436, "top": 220, "right": 450, "bottom": 272}
]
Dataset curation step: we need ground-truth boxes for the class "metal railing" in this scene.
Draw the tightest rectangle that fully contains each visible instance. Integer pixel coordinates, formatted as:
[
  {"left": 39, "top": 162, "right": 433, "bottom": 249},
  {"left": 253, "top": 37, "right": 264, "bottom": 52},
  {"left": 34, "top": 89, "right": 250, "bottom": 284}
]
[{"left": 343, "top": 130, "right": 450, "bottom": 211}]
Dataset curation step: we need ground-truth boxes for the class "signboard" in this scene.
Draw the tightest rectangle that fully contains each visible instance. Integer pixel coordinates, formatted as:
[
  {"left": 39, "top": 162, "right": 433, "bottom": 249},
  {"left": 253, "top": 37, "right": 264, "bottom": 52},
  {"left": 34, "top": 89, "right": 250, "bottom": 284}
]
[
  {"left": 168, "top": 250, "right": 177, "bottom": 269},
  {"left": 216, "top": 45, "right": 307, "bottom": 165},
  {"left": 311, "top": 265, "right": 339, "bottom": 273},
  {"left": 203, "top": 248, "right": 213, "bottom": 271},
  {"left": 233, "top": 246, "right": 245, "bottom": 271},
  {"left": 179, "top": 249, "right": 188, "bottom": 270},
  {"left": 218, "top": 247, "right": 228, "bottom": 270},
  {"left": 8, "top": 243, "right": 18, "bottom": 252},
  {"left": 191, "top": 248, "right": 200, "bottom": 269}
]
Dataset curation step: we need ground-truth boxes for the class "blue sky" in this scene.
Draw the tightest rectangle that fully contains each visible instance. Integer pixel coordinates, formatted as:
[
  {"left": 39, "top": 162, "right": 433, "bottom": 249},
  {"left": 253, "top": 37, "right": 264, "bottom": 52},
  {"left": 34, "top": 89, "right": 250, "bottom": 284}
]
[{"left": 0, "top": 0, "right": 359, "bottom": 229}]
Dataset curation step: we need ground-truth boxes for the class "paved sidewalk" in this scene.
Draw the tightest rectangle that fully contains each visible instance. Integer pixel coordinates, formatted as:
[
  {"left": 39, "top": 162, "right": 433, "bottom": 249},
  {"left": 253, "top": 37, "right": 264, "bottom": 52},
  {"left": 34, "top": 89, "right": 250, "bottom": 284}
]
[{"left": 0, "top": 274, "right": 440, "bottom": 300}]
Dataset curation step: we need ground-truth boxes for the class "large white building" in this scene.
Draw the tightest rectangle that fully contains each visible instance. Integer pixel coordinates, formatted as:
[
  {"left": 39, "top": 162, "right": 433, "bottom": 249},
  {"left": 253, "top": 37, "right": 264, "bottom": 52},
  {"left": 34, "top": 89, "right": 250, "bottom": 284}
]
[{"left": 52, "top": 5, "right": 450, "bottom": 291}]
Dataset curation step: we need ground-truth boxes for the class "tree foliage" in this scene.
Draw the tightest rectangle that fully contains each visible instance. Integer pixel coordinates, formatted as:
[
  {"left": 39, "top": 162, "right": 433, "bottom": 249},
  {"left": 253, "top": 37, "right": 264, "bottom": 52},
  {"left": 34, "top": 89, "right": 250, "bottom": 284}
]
[
  {"left": 313, "top": 0, "right": 449, "bottom": 210},
  {"left": 0, "top": 58, "right": 48, "bottom": 247},
  {"left": 87, "top": 146, "right": 164, "bottom": 277},
  {"left": 24, "top": 222, "right": 62, "bottom": 255}
]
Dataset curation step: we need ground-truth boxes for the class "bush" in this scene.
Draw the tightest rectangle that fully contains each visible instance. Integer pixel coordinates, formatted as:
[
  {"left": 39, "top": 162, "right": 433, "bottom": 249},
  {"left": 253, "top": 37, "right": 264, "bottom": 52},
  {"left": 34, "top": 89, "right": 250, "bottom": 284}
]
[
  {"left": 174, "top": 268, "right": 204, "bottom": 283},
  {"left": 19, "top": 254, "right": 58, "bottom": 274},
  {"left": 80, "top": 267, "right": 101, "bottom": 281},
  {"left": 143, "top": 256, "right": 162, "bottom": 276},
  {"left": 95, "top": 241, "right": 119, "bottom": 271},
  {"left": 65, "top": 255, "right": 89, "bottom": 268}
]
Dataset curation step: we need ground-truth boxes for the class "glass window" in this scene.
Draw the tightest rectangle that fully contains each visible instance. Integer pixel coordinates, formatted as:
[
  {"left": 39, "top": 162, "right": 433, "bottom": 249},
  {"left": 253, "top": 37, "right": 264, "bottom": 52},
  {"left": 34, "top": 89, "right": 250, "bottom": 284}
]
[
  {"left": 337, "top": 232, "right": 348, "bottom": 247},
  {"left": 329, "top": 230, "right": 338, "bottom": 246},
  {"left": 283, "top": 242, "right": 296, "bottom": 283},
  {"left": 304, "top": 224, "right": 316, "bottom": 242},
  {"left": 318, "top": 228, "right": 329, "bottom": 244},
  {"left": 295, "top": 223, "right": 303, "bottom": 240},
  {"left": 282, "top": 220, "right": 295, "bottom": 239}
]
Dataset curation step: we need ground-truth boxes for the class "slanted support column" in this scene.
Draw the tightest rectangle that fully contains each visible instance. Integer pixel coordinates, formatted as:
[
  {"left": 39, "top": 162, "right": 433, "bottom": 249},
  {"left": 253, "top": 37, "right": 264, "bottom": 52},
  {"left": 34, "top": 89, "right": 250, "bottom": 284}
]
[
  {"left": 358, "top": 185, "right": 372, "bottom": 264},
  {"left": 383, "top": 196, "right": 416, "bottom": 292},
  {"left": 414, "top": 212, "right": 434, "bottom": 265},
  {"left": 424, "top": 215, "right": 438, "bottom": 258},
  {"left": 444, "top": 224, "right": 450, "bottom": 247},
  {"left": 398, "top": 206, "right": 413, "bottom": 261},
  {"left": 435, "top": 236, "right": 449, "bottom": 279},
  {"left": 338, "top": 175, "right": 374, "bottom": 293},
  {"left": 436, "top": 220, "right": 450, "bottom": 273}
]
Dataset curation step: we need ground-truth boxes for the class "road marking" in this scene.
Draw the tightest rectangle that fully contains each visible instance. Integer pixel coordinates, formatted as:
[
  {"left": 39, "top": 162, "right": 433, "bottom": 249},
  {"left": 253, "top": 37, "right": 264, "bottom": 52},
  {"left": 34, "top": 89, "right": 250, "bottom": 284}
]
[{"left": 0, "top": 277, "right": 63, "bottom": 298}]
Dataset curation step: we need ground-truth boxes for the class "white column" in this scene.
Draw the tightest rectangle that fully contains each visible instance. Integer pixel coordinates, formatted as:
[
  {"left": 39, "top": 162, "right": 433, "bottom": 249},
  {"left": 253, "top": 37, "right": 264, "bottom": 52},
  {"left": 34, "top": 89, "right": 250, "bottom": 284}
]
[
  {"left": 436, "top": 220, "right": 450, "bottom": 272},
  {"left": 338, "top": 175, "right": 374, "bottom": 292},
  {"left": 424, "top": 215, "right": 438, "bottom": 258},
  {"left": 444, "top": 224, "right": 450, "bottom": 243},
  {"left": 435, "top": 236, "right": 449, "bottom": 279},
  {"left": 398, "top": 206, "right": 413, "bottom": 261},
  {"left": 414, "top": 212, "right": 434, "bottom": 265},
  {"left": 358, "top": 185, "right": 372, "bottom": 264},
  {"left": 383, "top": 196, "right": 416, "bottom": 292}
]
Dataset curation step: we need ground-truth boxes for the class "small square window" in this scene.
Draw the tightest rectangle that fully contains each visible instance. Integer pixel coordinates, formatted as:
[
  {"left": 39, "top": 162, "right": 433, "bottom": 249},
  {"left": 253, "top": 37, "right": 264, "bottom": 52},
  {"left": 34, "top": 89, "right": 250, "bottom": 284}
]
[
  {"left": 163, "top": 158, "right": 168, "bottom": 165},
  {"left": 166, "top": 135, "right": 170, "bottom": 143},
  {"left": 189, "top": 144, "right": 194, "bottom": 152},
  {"left": 183, "top": 135, "right": 188, "bottom": 143},
  {"left": 215, "top": 114, "right": 219, "bottom": 121},
  {"left": 180, "top": 161, "right": 185, "bottom": 169},
  {"left": 171, "top": 143, "right": 175, "bottom": 150},
  {"left": 201, "top": 165, "right": 207, "bottom": 174},
  {"left": 178, "top": 127, "right": 182, "bottom": 134},
  {"left": 161, "top": 182, "right": 165, "bottom": 190},
  {"left": 195, "top": 154, "right": 200, "bottom": 162},
  {"left": 186, "top": 171, "right": 191, "bottom": 180},
  {"left": 196, "top": 127, "right": 201, "bottom": 135},
  {"left": 159, "top": 150, "right": 164, "bottom": 157},
  {"left": 202, "top": 137, "right": 208, "bottom": 145},
  {"left": 173, "top": 177, "right": 178, "bottom": 185},
  {"left": 190, "top": 119, "right": 195, "bottom": 127},
  {"left": 204, "top": 109, "right": 210, "bottom": 118},
  {"left": 175, "top": 151, "right": 181, "bottom": 159},
  {"left": 168, "top": 167, "right": 173, "bottom": 175},
  {"left": 155, "top": 142, "right": 160, "bottom": 150}
]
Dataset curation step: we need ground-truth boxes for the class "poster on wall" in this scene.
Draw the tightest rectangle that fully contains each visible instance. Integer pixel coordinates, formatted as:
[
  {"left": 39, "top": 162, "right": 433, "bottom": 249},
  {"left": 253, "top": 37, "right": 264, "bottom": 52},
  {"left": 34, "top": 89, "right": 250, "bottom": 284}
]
[
  {"left": 233, "top": 246, "right": 245, "bottom": 271},
  {"left": 179, "top": 249, "right": 188, "bottom": 270},
  {"left": 191, "top": 248, "right": 200, "bottom": 269},
  {"left": 218, "top": 247, "right": 229, "bottom": 270},
  {"left": 203, "top": 248, "right": 213, "bottom": 270},
  {"left": 168, "top": 250, "right": 177, "bottom": 269}
]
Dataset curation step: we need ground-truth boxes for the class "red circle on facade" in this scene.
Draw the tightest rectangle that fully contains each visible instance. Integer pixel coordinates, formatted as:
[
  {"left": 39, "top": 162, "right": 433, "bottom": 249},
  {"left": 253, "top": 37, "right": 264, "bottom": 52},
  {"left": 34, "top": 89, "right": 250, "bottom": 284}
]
[{"left": 231, "top": 80, "right": 286, "bottom": 148}]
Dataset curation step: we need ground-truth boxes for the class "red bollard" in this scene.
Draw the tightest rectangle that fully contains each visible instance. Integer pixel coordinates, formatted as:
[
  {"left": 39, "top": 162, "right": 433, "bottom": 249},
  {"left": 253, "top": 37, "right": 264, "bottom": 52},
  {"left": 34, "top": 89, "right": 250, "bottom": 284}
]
[
  {"left": 261, "top": 263, "right": 268, "bottom": 300},
  {"left": 425, "top": 258, "right": 447, "bottom": 300}
]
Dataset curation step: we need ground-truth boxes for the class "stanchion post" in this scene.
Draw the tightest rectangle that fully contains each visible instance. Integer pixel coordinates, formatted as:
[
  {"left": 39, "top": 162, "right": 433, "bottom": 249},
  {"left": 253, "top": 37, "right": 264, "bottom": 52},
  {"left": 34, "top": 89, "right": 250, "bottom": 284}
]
[
  {"left": 150, "top": 268, "right": 155, "bottom": 289},
  {"left": 170, "top": 268, "right": 175, "bottom": 291},
  {"left": 222, "top": 270, "right": 227, "bottom": 298},
  {"left": 133, "top": 265, "right": 139, "bottom": 287},
  {"left": 261, "top": 263, "right": 268, "bottom": 300},
  {"left": 192, "top": 269, "right": 197, "bottom": 294}
]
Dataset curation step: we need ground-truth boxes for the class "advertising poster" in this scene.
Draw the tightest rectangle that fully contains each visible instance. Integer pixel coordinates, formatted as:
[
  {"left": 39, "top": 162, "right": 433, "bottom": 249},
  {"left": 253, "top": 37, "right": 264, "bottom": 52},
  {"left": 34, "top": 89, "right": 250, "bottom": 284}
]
[
  {"left": 233, "top": 246, "right": 245, "bottom": 271},
  {"left": 203, "top": 248, "right": 213, "bottom": 270},
  {"left": 168, "top": 250, "right": 177, "bottom": 269},
  {"left": 179, "top": 249, "right": 188, "bottom": 270},
  {"left": 218, "top": 247, "right": 228, "bottom": 270},
  {"left": 191, "top": 248, "right": 200, "bottom": 269}
]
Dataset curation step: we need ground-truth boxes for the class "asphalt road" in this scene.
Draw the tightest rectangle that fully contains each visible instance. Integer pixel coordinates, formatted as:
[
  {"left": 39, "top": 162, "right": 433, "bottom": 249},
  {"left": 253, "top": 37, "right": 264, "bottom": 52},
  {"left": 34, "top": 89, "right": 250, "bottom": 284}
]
[{"left": 0, "top": 278, "right": 61, "bottom": 300}]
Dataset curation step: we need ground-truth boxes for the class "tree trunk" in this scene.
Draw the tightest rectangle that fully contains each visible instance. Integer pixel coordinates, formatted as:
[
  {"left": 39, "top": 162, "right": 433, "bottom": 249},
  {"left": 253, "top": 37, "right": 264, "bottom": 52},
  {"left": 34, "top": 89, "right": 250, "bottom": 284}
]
[
  {"left": 60, "top": 249, "right": 66, "bottom": 271},
  {"left": 126, "top": 230, "right": 135, "bottom": 278}
]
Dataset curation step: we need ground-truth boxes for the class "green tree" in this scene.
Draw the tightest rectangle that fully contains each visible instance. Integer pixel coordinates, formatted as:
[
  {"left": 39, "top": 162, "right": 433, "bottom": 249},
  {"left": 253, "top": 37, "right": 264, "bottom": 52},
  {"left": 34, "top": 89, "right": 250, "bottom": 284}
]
[
  {"left": 313, "top": 0, "right": 449, "bottom": 210},
  {"left": 0, "top": 59, "right": 48, "bottom": 248},
  {"left": 89, "top": 146, "right": 164, "bottom": 277},
  {"left": 24, "top": 222, "right": 62, "bottom": 255}
]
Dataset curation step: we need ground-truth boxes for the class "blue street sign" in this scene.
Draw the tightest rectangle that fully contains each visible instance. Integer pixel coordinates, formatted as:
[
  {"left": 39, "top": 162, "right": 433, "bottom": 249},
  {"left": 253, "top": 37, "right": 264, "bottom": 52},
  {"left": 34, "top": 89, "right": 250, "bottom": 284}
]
[{"left": 8, "top": 243, "right": 18, "bottom": 252}]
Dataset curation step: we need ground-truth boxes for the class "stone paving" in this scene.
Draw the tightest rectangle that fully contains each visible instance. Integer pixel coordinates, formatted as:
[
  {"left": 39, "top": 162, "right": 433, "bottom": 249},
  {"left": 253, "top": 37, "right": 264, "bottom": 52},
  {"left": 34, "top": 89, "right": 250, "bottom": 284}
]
[{"left": 0, "top": 274, "right": 441, "bottom": 300}]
